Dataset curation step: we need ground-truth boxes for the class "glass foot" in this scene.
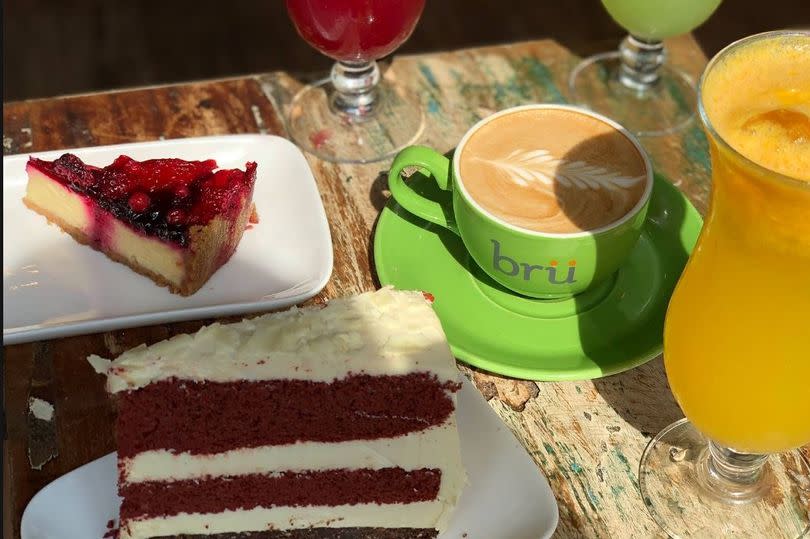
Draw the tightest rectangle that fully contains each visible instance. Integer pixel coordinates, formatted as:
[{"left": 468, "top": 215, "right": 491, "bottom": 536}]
[
  {"left": 569, "top": 52, "right": 696, "bottom": 137},
  {"left": 285, "top": 78, "right": 425, "bottom": 164},
  {"left": 639, "top": 418, "right": 810, "bottom": 538}
]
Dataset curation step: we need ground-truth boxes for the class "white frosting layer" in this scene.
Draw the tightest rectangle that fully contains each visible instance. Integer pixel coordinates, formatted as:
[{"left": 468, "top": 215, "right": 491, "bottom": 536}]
[
  {"left": 123, "top": 417, "right": 463, "bottom": 485},
  {"left": 120, "top": 501, "right": 454, "bottom": 539},
  {"left": 88, "top": 287, "right": 458, "bottom": 393}
]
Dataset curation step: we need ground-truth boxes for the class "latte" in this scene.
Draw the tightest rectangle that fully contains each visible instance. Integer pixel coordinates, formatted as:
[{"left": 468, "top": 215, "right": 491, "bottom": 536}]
[{"left": 458, "top": 108, "right": 648, "bottom": 234}]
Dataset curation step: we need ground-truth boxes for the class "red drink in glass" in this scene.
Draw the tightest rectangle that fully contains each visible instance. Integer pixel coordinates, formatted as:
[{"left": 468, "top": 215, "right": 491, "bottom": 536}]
[
  {"left": 286, "top": 0, "right": 426, "bottom": 62},
  {"left": 283, "top": 0, "right": 426, "bottom": 163}
]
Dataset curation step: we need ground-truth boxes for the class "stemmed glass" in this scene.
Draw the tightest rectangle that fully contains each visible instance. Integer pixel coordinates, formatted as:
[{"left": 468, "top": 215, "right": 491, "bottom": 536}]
[
  {"left": 639, "top": 31, "right": 810, "bottom": 538},
  {"left": 569, "top": 0, "right": 722, "bottom": 137},
  {"left": 285, "top": 0, "right": 426, "bottom": 163}
]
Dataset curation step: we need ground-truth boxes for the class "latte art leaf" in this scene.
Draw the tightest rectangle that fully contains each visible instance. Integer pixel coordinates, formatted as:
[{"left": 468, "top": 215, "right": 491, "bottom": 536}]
[{"left": 477, "top": 149, "right": 643, "bottom": 192}]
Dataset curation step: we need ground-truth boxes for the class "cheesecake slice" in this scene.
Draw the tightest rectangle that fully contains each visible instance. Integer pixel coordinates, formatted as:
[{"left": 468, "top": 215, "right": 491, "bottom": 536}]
[{"left": 24, "top": 153, "right": 257, "bottom": 296}]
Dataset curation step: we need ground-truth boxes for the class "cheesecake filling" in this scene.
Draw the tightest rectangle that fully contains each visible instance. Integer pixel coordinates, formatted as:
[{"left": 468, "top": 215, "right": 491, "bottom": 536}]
[
  {"left": 25, "top": 166, "right": 91, "bottom": 232},
  {"left": 25, "top": 166, "right": 185, "bottom": 286}
]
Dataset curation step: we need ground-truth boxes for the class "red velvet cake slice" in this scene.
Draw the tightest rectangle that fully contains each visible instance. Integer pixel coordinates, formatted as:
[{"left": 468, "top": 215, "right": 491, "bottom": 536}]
[
  {"left": 88, "top": 287, "right": 465, "bottom": 539},
  {"left": 24, "top": 153, "right": 257, "bottom": 296}
]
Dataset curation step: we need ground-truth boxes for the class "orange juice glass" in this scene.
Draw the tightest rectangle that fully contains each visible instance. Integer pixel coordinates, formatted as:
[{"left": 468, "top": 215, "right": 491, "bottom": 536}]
[{"left": 639, "top": 31, "right": 810, "bottom": 539}]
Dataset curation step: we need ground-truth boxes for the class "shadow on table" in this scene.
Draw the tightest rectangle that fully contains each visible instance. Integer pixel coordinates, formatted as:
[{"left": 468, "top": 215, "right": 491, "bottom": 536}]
[
  {"left": 557, "top": 133, "right": 692, "bottom": 439},
  {"left": 367, "top": 161, "right": 460, "bottom": 290},
  {"left": 592, "top": 357, "right": 685, "bottom": 438},
  {"left": 369, "top": 146, "right": 456, "bottom": 215},
  {"left": 369, "top": 168, "right": 390, "bottom": 214}
]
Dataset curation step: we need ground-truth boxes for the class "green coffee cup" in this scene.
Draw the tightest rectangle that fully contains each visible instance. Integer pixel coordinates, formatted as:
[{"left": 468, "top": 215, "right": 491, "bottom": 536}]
[{"left": 387, "top": 104, "right": 653, "bottom": 299}]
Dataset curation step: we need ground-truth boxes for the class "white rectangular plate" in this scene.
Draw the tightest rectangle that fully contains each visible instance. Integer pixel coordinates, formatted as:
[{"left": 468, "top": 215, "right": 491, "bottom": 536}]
[
  {"left": 3, "top": 135, "right": 333, "bottom": 344},
  {"left": 21, "top": 378, "right": 558, "bottom": 539}
]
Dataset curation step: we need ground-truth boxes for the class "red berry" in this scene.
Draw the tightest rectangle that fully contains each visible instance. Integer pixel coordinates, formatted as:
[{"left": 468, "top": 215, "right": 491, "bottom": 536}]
[
  {"left": 128, "top": 192, "right": 150, "bottom": 213},
  {"left": 174, "top": 186, "right": 190, "bottom": 199},
  {"left": 167, "top": 208, "right": 186, "bottom": 225},
  {"left": 210, "top": 170, "right": 231, "bottom": 188}
]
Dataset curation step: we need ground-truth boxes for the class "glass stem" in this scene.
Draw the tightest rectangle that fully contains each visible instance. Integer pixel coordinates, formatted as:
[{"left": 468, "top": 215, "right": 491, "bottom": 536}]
[
  {"left": 618, "top": 35, "right": 666, "bottom": 91},
  {"left": 330, "top": 60, "right": 380, "bottom": 122},
  {"left": 698, "top": 440, "right": 770, "bottom": 504}
]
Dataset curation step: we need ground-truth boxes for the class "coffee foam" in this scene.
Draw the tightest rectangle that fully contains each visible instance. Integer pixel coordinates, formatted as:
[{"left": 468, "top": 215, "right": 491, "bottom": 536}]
[{"left": 458, "top": 109, "right": 648, "bottom": 233}]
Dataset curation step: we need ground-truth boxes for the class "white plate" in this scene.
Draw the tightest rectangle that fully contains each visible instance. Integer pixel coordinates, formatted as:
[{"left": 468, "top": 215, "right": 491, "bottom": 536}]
[
  {"left": 3, "top": 135, "right": 333, "bottom": 344},
  {"left": 21, "top": 378, "right": 559, "bottom": 539}
]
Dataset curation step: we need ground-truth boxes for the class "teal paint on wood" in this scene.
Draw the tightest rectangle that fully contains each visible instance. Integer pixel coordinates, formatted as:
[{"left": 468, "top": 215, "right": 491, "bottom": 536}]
[
  {"left": 514, "top": 57, "right": 567, "bottom": 104},
  {"left": 613, "top": 448, "right": 639, "bottom": 483},
  {"left": 665, "top": 76, "right": 692, "bottom": 115},
  {"left": 419, "top": 64, "right": 439, "bottom": 89},
  {"left": 684, "top": 123, "right": 711, "bottom": 173},
  {"left": 450, "top": 57, "right": 568, "bottom": 112},
  {"left": 418, "top": 64, "right": 443, "bottom": 115},
  {"left": 586, "top": 488, "right": 602, "bottom": 509}
]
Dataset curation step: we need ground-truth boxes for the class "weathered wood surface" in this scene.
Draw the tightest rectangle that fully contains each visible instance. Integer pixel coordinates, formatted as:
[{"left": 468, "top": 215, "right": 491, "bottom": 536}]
[{"left": 4, "top": 35, "right": 808, "bottom": 539}]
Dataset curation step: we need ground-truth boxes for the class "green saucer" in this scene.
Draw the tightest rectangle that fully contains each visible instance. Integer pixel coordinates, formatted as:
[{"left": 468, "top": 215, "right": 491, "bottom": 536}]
[{"left": 372, "top": 172, "right": 703, "bottom": 381}]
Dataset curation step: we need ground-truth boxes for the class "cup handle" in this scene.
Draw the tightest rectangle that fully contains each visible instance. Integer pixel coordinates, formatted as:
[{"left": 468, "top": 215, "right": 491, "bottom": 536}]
[{"left": 388, "top": 146, "right": 460, "bottom": 235}]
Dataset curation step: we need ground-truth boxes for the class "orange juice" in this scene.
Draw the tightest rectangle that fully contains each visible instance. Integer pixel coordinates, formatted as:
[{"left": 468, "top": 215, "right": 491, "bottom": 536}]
[{"left": 664, "top": 32, "right": 810, "bottom": 453}]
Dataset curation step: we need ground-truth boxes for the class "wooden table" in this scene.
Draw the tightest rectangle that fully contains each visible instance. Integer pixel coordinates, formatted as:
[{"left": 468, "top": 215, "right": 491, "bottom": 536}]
[{"left": 4, "top": 35, "right": 808, "bottom": 538}]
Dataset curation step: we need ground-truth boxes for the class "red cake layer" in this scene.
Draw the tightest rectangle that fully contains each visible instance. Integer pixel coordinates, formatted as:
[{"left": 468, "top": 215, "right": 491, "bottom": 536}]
[
  {"left": 116, "top": 374, "right": 460, "bottom": 457},
  {"left": 120, "top": 468, "right": 442, "bottom": 520}
]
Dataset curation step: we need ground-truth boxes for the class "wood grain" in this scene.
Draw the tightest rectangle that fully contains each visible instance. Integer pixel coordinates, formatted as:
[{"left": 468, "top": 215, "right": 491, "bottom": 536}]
[{"left": 4, "top": 36, "right": 809, "bottom": 539}]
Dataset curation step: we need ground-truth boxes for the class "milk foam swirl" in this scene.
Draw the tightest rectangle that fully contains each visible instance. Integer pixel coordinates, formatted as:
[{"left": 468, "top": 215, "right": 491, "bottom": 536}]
[
  {"left": 465, "top": 148, "right": 644, "bottom": 233},
  {"left": 458, "top": 109, "right": 648, "bottom": 234},
  {"left": 476, "top": 148, "right": 643, "bottom": 192}
]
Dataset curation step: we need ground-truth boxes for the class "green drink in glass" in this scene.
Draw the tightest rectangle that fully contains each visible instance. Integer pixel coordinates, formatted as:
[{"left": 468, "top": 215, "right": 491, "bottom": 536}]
[
  {"left": 603, "top": 0, "right": 722, "bottom": 40},
  {"left": 569, "top": 0, "right": 722, "bottom": 136}
]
